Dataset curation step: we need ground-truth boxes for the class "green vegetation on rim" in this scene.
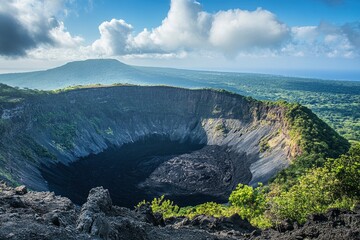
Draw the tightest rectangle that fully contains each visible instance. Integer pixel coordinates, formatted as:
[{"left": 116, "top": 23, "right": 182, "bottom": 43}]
[
  {"left": 271, "top": 101, "right": 350, "bottom": 188},
  {"left": 138, "top": 144, "right": 359, "bottom": 229},
  {"left": 126, "top": 86, "right": 355, "bottom": 229}
]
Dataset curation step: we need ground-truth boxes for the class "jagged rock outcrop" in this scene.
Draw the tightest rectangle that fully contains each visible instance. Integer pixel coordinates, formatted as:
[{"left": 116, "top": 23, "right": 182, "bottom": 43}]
[
  {"left": 77, "top": 187, "right": 112, "bottom": 238},
  {"left": 0, "top": 183, "right": 81, "bottom": 240},
  {"left": 0, "top": 183, "right": 255, "bottom": 240},
  {"left": 1, "top": 183, "right": 358, "bottom": 240}
]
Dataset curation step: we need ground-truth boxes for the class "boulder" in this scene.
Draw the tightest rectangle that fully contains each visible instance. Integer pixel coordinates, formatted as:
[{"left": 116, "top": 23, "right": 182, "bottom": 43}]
[
  {"left": 135, "top": 202, "right": 165, "bottom": 226},
  {"left": 14, "top": 185, "right": 27, "bottom": 195},
  {"left": 77, "top": 187, "right": 112, "bottom": 239}
]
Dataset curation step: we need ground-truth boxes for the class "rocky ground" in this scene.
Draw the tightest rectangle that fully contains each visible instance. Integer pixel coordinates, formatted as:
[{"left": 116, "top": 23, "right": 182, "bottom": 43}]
[
  {"left": 258, "top": 208, "right": 360, "bottom": 240},
  {"left": 0, "top": 182, "right": 359, "bottom": 240},
  {"left": 140, "top": 145, "right": 252, "bottom": 197}
]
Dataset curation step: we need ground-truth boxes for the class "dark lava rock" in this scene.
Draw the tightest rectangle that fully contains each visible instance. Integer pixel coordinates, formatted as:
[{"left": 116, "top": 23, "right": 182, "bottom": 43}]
[
  {"left": 140, "top": 145, "right": 252, "bottom": 198},
  {"left": 221, "top": 214, "right": 257, "bottom": 232},
  {"left": 257, "top": 207, "right": 360, "bottom": 240},
  {"left": 1, "top": 182, "right": 359, "bottom": 240},
  {"left": 0, "top": 182, "right": 82, "bottom": 240},
  {"left": 14, "top": 185, "right": 27, "bottom": 195},
  {"left": 173, "top": 213, "right": 258, "bottom": 239},
  {"left": 8, "top": 197, "right": 26, "bottom": 208},
  {"left": 135, "top": 202, "right": 165, "bottom": 226},
  {"left": 0, "top": 183, "right": 243, "bottom": 239},
  {"left": 274, "top": 219, "right": 294, "bottom": 232},
  {"left": 77, "top": 187, "right": 111, "bottom": 238}
]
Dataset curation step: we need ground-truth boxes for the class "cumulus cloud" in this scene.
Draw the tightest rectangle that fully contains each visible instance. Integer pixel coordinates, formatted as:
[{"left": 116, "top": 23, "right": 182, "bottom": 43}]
[
  {"left": 92, "top": 0, "right": 289, "bottom": 57},
  {"left": 209, "top": 8, "right": 289, "bottom": 55},
  {"left": 286, "top": 21, "right": 359, "bottom": 58},
  {"left": 341, "top": 22, "right": 360, "bottom": 50},
  {"left": 0, "top": 0, "right": 82, "bottom": 57},
  {"left": 133, "top": 0, "right": 211, "bottom": 52},
  {"left": 92, "top": 19, "right": 133, "bottom": 55},
  {"left": 2, "top": 0, "right": 357, "bottom": 61}
]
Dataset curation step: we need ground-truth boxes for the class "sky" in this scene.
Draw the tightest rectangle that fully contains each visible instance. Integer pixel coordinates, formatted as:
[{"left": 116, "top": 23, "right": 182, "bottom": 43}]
[{"left": 0, "top": 0, "right": 359, "bottom": 80}]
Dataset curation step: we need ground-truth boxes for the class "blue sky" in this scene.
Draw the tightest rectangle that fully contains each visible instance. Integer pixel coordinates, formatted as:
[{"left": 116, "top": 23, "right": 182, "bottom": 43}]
[
  {"left": 0, "top": 0, "right": 359, "bottom": 80},
  {"left": 64, "top": 0, "right": 360, "bottom": 43}
]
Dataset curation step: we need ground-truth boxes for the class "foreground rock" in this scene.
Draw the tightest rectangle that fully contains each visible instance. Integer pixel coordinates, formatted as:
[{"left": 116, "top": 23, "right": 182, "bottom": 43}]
[
  {"left": 0, "top": 183, "right": 359, "bottom": 240},
  {"left": 257, "top": 207, "right": 360, "bottom": 240},
  {"left": 0, "top": 183, "right": 253, "bottom": 240}
]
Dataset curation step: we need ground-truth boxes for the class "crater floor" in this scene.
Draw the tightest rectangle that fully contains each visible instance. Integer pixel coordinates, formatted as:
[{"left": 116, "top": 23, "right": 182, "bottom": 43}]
[{"left": 40, "top": 135, "right": 248, "bottom": 207}]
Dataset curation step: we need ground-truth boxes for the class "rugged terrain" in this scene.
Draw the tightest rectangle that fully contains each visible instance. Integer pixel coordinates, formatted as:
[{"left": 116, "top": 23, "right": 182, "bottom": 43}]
[
  {"left": 0, "top": 84, "right": 348, "bottom": 206},
  {"left": 0, "top": 183, "right": 359, "bottom": 240},
  {"left": 1, "top": 85, "right": 293, "bottom": 200}
]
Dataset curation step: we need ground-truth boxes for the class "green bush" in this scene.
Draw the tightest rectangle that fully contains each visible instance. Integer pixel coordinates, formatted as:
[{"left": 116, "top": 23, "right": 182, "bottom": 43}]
[
  {"left": 136, "top": 195, "right": 180, "bottom": 218},
  {"left": 182, "top": 202, "right": 228, "bottom": 219},
  {"left": 228, "top": 183, "right": 272, "bottom": 228},
  {"left": 229, "top": 183, "right": 267, "bottom": 219},
  {"left": 326, "top": 144, "right": 360, "bottom": 199},
  {"left": 269, "top": 144, "right": 360, "bottom": 224},
  {"left": 149, "top": 196, "right": 180, "bottom": 218}
]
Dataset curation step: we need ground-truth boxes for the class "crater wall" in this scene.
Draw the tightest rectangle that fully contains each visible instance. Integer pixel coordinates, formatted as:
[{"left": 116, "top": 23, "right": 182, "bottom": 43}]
[{"left": 0, "top": 86, "right": 293, "bottom": 200}]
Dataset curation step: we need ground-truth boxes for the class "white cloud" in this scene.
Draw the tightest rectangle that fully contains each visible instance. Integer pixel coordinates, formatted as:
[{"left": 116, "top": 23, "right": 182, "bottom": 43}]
[
  {"left": 91, "top": 0, "right": 289, "bottom": 58},
  {"left": 0, "top": 0, "right": 83, "bottom": 57},
  {"left": 50, "top": 21, "right": 84, "bottom": 48},
  {"left": 292, "top": 26, "right": 318, "bottom": 43},
  {"left": 2, "top": 0, "right": 359, "bottom": 62},
  {"left": 133, "top": 0, "right": 211, "bottom": 52},
  {"left": 92, "top": 19, "right": 133, "bottom": 55},
  {"left": 209, "top": 8, "right": 289, "bottom": 56},
  {"left": 285, "top": 22, "right": 358, "bottom": 58}
]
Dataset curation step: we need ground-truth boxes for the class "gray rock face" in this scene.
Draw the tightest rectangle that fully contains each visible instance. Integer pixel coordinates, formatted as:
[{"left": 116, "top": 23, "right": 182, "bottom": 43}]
[
  {"left": 77, "top": 187, "right": 112, "bottom": 238},
  {"left": 0, "top": 86, "right": 294, "bottom": 198},
  {"left": 0, "top": 182, "right": 81, "bottom": 240},
  {"left": 135, "top": 202, "right": 165, "bottom": 226},
  {"left": 0, "top": 183, "right": 253, "bottom": 240},
  {"left": 14, "top": 185, "right": 27, "bottom": 195}
]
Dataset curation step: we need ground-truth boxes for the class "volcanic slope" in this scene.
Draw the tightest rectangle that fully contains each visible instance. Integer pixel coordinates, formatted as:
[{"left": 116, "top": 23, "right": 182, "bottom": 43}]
[{"left": 0, "top": 84, "right": 348, "bottom": 206}]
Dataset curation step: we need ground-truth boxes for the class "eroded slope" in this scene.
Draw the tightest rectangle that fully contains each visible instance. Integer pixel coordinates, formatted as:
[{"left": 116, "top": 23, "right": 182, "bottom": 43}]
[{"left": 0, "top": 85, "right": 348, "bottom": 203}]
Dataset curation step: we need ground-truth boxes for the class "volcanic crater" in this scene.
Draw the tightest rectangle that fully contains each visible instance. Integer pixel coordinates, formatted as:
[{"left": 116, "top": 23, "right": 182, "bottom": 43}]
[{"left": 0, "top": 86, "right": 293, "bottom": 207}]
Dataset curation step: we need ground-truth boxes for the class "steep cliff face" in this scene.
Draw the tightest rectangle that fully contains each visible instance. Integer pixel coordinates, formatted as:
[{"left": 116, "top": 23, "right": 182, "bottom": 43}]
[{"left": 0, "top": 85, "right": 345, "bottom": 205}]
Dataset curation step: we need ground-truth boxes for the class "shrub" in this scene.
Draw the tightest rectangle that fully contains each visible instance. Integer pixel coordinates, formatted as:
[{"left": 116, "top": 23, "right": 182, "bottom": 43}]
[
  {"left": 269, "top": 144, "right": 360, "bottom": 224},
  {"left": 150, "top": 195, "right": 180, "bottom": 218},
  {"left": 228, "top": 183, "right": 271, "bottom": 227},
  {"left": 184, "top": 202, "right": 227, "bottom": 219}
]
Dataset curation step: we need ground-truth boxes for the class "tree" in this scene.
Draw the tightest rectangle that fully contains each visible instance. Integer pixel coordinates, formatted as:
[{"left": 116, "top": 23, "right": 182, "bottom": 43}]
[{"left": 229, "top": 184, "right": 268, "bottom": 222}]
